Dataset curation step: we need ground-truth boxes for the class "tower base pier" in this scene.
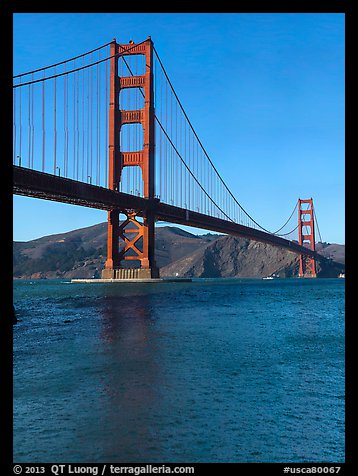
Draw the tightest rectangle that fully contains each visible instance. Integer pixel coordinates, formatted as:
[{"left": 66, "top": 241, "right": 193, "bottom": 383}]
[{"left": 101, "top": 267, "right": 159, "bottom": 280}]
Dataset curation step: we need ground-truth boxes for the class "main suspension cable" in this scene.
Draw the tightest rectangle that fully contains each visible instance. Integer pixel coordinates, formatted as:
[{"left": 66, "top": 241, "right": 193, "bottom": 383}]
[
  {"left": 13, "top": 41, "right": 112, "bottom": 79},
  {"left": 153, "top": 45, "right": 297, "bottom": 236}
]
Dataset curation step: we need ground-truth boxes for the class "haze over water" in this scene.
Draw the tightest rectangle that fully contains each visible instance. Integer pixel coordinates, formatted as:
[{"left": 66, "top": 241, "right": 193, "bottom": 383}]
[{"left": 13, "top": 278, "right": 344, "bottom": 463}]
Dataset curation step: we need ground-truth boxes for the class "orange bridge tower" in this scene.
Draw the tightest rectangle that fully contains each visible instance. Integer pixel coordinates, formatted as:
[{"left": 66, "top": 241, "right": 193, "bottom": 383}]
[
  {"left": 298, "top": 198, "right": 317, "bottom": 278},
  {"left": 102, "top": 37, "right": 159, "bottom": 279}
]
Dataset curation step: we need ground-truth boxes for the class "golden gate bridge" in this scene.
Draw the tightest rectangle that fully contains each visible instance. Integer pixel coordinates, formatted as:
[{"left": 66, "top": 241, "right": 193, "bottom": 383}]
[{"left": 13, "top": 37, "right": 323, "bottom": 279}]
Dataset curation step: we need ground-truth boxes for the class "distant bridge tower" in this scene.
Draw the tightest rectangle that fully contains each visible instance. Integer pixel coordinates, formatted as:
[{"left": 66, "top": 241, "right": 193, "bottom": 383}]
[
  {"left": 102, "top": 37, "right": 159, "bottom": 279},
  {"left": 298, "top": 198, "right": 317, "bottom": 278}
]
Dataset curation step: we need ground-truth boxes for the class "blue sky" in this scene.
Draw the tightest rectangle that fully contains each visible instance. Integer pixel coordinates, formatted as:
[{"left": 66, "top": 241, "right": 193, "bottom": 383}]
[{"left": 13, "top": 13, "right": 345, "bottom": 244}]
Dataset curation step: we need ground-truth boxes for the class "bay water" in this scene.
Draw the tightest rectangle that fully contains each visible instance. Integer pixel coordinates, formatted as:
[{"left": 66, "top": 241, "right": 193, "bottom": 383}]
[{"left": 13, "top": 278, "right": 345, "bottom": 463}]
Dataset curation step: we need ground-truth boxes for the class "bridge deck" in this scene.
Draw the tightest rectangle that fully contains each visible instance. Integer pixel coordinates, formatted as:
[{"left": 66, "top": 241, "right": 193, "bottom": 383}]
[{"left": 13, "top": 166, "right": 318, "bottom": 259}]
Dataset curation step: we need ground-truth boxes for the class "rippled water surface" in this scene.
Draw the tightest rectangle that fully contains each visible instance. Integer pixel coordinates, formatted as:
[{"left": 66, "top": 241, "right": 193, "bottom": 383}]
[{"left": 13, "top": 278, "right": 345, "bottom": 462}]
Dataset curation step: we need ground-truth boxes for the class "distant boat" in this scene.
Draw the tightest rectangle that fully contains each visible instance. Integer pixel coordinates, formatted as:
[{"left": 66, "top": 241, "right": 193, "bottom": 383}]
[{"left": 263, "top": 274, "right": 279, "bottom": 280}]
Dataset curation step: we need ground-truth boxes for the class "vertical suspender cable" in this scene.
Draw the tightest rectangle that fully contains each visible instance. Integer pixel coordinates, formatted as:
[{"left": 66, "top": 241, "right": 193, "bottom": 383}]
[
  {"left": 86, "top": 66, "right": 90, "bottom": 181},
  {"left": 64, "top": 65, "right": 68, "bottom": 177},
  {"left": 175, "top": 98, "right": 178, "bottom": 206},
  {"left": 27, "top": 83, "right": 31, "bottom": 167},
  {"left": 73, "top": 69, "right": 76, "bottom": 179},
  {"left": 164, "top": 80, "right": 168, "bottom": 203},
  {"left": 13, "top": 87, "right": 16, "bottom": 164},
  {"left": 170, "top": 87, "right": 173, "bottom": 203},
  {"left": 54, "top": 66, "right": 57, "bottom": 174},
  {"left": 188, "top": 118, "right": 190, "bottom": 209},
  {"left": 19, "top": 77, "right": 22, "bottom": 165},
  {"left": 73, "top": 61, "right": 76, "bottom": 179},
  {"left": 89, "top": 55, "right": 93, "bottom": 182},
  {"left": 97, "top": 53, "right": 100, "bottom": 185},
  {"left": 98, "top": 51, "right": 102, "bottom": 186},
  {"left": 160, "top": 70, "right": 163, "bottom": 199},
  {"left": 154, "top": 58, "right": 157, "bottom": 198},
  {"left": 42, "top": 71, "right": 45, "bottom": 172},
  {"left": 31, "top": 74, "right": 34, "bottom": 169},
  {"left": 184, "top": 117, "right": 186, "bottom": 208},
  {"left": 76, "top": 70, "right": 80, "bottom": 181},
  {"left": 73, "top": 71, "right": 79, "bottom": 180},
  {"left": 179, "top": 109, "right": 182, "bottom": 207},
  {"left": 82, "top": 60, "right": 85, "bottom": 182}
]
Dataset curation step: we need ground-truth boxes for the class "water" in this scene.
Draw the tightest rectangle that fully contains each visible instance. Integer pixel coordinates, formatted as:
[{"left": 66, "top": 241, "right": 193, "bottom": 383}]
[{"left": 13, "top": 278, "right": 345, "bottom": 463}]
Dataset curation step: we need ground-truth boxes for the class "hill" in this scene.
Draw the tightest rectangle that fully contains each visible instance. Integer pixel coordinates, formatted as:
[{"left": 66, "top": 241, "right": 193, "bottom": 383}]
[{"left": 13, "top": 222, "right": 345, "bottom": 279}]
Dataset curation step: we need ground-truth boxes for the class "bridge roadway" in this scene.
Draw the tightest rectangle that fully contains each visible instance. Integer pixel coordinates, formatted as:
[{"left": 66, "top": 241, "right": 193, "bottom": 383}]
[{"left": 13, "top": 166, "right": 319, "bottom": 260}]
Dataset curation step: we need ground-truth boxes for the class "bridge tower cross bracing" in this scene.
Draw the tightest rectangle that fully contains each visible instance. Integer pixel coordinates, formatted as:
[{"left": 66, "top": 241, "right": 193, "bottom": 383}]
[
  {"left": 298, "top": 198, "right": 317, "bottom": 278},
  {"left": 102, "top": 37, "right": 159, "bottom": 279}
]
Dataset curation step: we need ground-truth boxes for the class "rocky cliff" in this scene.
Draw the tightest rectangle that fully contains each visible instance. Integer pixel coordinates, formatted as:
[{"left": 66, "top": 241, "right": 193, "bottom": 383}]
[{"left": 13, "top": 222, "right": 345, "bottom": 279}]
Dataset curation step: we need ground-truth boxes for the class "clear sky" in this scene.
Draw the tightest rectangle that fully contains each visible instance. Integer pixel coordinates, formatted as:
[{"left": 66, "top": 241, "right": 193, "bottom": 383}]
[{"left": 13, "top": 12, "right": 345, "bottom": 244}]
